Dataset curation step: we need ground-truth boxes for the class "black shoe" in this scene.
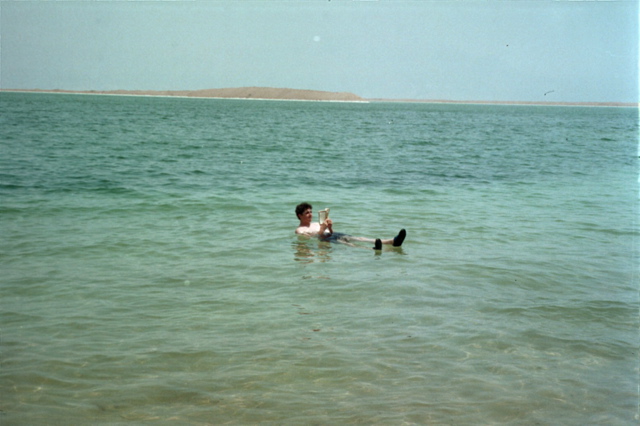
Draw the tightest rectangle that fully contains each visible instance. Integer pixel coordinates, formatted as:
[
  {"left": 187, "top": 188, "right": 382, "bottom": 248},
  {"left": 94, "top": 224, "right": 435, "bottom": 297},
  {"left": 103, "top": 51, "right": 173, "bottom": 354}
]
[
  {"left": 373, "top": 239, "right": 382, "bottom": 250},
  {"left": 392, "top": 229, "right": 406, "bottom": 247}
]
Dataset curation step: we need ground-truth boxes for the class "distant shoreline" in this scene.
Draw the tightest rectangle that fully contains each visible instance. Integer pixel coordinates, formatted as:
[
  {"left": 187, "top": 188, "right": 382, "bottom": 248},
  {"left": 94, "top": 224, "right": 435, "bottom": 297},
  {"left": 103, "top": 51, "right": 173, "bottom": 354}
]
[
  {"left": 1, "top": 87, "right": 636, "bottom": 107},
  {"left": 0, "top": 87, "right": 368, "bottom": 103}
]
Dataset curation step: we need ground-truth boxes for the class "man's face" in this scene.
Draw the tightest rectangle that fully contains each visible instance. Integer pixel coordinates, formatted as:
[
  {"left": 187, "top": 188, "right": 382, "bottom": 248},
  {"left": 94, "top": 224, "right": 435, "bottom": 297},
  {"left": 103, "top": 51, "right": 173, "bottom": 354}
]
[{"left": 299, "top": 208, "right": 313, "bottom": 223}]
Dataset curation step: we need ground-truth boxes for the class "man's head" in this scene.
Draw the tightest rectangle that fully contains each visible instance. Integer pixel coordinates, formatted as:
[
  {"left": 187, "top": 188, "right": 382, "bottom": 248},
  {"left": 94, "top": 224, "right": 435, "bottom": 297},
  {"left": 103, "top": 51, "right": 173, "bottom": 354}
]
[{"left": 295, "top": 202, "right": 312, "bottom": 219}]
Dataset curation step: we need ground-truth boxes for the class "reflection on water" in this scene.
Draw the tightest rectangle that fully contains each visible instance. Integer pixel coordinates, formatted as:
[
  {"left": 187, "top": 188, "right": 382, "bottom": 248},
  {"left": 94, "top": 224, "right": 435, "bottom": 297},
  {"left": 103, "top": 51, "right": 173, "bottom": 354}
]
[
  {"left": 293, "top": 237, "right": 405, "bottom": 263},
  {"left": 292, "top": 239, "right": 333, "bottom": 263}
]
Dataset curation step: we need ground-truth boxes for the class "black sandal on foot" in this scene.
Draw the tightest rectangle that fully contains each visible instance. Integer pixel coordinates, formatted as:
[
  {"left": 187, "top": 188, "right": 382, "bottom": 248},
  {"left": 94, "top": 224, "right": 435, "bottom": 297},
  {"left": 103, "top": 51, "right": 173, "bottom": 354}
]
[{"left": 392, "top": 229, "right": 406, "bottom": 247}]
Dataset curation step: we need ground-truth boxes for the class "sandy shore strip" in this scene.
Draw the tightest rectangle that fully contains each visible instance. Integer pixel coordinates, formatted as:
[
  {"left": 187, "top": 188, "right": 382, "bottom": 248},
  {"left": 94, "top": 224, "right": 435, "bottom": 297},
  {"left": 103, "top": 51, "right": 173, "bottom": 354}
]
[{"left": 1, "top": 87, "right": 636, "bottom": 107}]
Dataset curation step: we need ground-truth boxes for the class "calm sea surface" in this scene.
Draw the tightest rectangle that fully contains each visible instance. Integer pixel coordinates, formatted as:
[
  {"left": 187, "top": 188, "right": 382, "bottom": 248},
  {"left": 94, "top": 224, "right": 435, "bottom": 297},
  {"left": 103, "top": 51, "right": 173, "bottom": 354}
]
[{"left": 1, "top": 92, "right": 638, "bottom": 425}]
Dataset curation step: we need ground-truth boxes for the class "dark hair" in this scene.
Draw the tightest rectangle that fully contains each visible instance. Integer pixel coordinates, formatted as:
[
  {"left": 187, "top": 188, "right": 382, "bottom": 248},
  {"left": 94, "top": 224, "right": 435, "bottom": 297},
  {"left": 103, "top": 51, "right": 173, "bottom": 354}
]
[{"left": 295, "top": 202, "right": 312, "bottom": 218}]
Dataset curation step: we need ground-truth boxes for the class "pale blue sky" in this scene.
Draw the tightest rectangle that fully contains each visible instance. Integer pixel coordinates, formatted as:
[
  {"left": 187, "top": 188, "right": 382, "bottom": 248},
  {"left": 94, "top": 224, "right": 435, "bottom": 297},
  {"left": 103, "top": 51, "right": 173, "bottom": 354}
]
[{"left": 1, "top": 0, "right": 637, "bottom": 102}]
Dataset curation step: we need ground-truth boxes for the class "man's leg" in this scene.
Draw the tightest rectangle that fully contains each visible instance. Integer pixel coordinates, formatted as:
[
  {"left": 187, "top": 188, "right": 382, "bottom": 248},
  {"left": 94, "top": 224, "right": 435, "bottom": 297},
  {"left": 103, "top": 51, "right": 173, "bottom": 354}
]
[
  {"left": 374, "top": 229, "right": 407, "bottom": 246},
  {"left": 344, "top": 229, "right": 406, "bottom": 248}
]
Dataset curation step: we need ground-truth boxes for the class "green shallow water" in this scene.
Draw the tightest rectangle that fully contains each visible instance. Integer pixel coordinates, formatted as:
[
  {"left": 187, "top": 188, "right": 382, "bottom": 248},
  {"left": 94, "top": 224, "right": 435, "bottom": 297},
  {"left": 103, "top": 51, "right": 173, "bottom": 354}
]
[{"left": 1, "top": 93, "right": 638, "bottom": 424}]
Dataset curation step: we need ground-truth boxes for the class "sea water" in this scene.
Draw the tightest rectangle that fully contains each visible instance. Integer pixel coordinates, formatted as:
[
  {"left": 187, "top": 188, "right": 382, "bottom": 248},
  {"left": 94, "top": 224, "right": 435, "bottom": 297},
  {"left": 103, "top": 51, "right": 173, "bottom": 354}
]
[{"left": 1, "top": 92, "right": 637, "bottom": 425}]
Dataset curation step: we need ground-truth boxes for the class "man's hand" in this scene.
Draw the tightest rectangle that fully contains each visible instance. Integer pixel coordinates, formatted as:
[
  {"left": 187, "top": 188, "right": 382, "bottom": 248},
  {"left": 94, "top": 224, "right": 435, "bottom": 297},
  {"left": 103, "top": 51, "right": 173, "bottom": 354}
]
[{"left": 324, "top": 218, "right": 333, "bottom": 234}]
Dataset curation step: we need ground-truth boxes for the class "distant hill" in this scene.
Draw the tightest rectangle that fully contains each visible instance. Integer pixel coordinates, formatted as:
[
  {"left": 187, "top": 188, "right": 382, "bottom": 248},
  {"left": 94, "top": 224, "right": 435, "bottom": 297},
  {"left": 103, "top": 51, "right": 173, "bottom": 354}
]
[{"left": 4, "top": 87, "right": 366, "bottom": 102}]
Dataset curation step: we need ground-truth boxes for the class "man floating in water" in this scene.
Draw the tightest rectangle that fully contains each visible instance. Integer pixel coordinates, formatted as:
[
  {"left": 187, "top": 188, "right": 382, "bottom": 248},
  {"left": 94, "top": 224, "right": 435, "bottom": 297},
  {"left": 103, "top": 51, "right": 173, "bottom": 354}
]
[{"left": 295, "top": 202, "right": 406, "bottom": 250}]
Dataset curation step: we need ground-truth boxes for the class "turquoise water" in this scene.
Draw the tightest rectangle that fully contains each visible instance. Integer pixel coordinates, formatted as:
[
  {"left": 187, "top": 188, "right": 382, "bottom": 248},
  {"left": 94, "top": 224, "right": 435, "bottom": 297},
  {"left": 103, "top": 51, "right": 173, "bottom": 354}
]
[{"left": 1, "top": 92, "right": 638, "bottom": 424}]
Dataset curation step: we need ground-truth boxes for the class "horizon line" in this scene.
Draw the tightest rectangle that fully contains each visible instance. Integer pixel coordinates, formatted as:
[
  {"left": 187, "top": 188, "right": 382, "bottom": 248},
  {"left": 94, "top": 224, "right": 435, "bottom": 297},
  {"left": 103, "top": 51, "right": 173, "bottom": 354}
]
[{"left": 0, "top": 88, "right": 636, "bottom": 108}]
